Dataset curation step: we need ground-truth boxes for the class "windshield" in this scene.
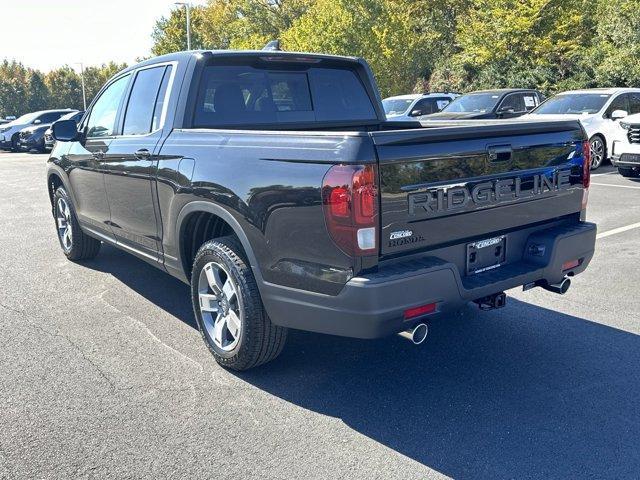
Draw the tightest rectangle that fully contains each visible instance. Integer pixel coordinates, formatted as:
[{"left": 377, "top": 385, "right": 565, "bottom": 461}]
[
  {"left": 442, "top": 93, "right": 501, "bottom": 113},
  {"left": 533, "top": 94, "right": 611, "bottom": 114},
  {"left": 12, "top": 112, "right": 40, "bottom": 125},
  {"left": 383, "top": 98, "right": 414, "bottom": 116}
]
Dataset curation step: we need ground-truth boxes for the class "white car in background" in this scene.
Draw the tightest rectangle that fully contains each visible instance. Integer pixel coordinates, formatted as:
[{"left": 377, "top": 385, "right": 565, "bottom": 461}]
[
  {"left": 522, "top": 88, "right": 640, "bottom": 170},
  {"left": 611, "top": 113, "right": 640, "bottom": 177},
  {"left": 383, "top": 93, "right": 458, "bottom": 121}
]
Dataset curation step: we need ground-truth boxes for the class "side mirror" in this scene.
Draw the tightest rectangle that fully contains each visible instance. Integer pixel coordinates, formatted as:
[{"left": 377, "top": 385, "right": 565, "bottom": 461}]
[
  {"left": 33, "top": 119, "right": 42, "bottom": 125},
  {"left": 497, "top": 107, "right": 515, "bottom": 115},
  {"left": 52, "top": 119, "right": 80, "bottom": 142},
  {"left": 611, "top": 109, "right": 628, "bottom": 121},
  {"left": 410, "top": 109, "right": 424, "bottom": 117}
]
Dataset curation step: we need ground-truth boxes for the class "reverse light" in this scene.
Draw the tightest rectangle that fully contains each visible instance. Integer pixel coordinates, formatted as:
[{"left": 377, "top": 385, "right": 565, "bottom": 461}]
[
  {"left": 322, "top": 164, "right": 378, "bottom": 256},
  {"left": 404, "top": 302, "right": 437, "bottom": 320}
]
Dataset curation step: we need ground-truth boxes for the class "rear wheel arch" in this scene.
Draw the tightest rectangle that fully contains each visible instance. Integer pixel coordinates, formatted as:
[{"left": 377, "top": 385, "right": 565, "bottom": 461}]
[{"left": 176, "top": 202, "right": 262, "bottom": 283}]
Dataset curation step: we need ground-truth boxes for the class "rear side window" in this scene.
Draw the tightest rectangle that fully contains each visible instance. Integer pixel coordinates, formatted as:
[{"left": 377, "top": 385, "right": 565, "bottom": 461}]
[
  {"left": 193, "top": 64, "right": 376, "bottom": 127},
  {"left": 123, "top": 65, "right": 170, "bottom": 135}
]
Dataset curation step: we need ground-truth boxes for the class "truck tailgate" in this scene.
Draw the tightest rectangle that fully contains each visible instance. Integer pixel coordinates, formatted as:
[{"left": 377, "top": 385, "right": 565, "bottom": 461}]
[{"left": 371, "top": 120, "right": 587, "bottom": 256}]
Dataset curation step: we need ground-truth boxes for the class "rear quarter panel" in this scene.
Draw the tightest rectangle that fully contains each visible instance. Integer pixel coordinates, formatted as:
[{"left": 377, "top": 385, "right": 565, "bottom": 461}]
[{"left": 156, "top": 129, "right": 377, "bottom": 295}]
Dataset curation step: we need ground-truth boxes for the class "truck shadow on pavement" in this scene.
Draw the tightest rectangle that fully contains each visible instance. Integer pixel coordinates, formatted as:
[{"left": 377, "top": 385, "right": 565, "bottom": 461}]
[
  {"left": 88, "top": 245, "right": 639, "bottom": 479},
  {"left": 241, "top": 301, "right": 640, "bottom": 479}
]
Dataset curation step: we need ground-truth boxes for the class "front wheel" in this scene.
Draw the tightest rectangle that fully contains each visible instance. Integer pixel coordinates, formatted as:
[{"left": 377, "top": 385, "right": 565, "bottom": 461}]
[
  {"left": 53, "top": 187, "right": 101, "bottom": 260},
  {"left": 191, "top": 236, "right": 287, "bottom": 370},
  {"left": 589, "top": 135, "right": 606, "bottom": 170}
]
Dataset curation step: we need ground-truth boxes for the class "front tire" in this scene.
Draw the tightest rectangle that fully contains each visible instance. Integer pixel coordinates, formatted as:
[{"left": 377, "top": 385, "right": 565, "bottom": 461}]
[
  {"left": 589, "top": 135, "right": 606, "bottom": 170},
  {"left": 191, "top": 236, "right": 287, "bottom": 371},
  {"left": 53, "top": 187, "right": 101, "bottom": 260}
]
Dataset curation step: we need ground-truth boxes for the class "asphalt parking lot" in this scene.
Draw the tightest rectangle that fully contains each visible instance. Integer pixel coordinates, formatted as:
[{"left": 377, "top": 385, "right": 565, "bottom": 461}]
[{"left": 1, "top": 152, "right": 639, "bottom": 479}]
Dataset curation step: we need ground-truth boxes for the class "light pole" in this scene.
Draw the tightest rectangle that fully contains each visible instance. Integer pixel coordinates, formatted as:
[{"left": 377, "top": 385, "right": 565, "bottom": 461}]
[
  {"left": 174, "top": 2, "right": 191, "bottom": 51},
  {"left": 76, "top": 62, "right": 87, "bottom": 110}
]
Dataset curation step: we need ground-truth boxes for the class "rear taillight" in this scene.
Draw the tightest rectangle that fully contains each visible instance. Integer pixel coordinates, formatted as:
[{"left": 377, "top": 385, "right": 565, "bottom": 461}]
[
  {"left": 582, "top": 139, "right": 591, "bottom": 188},
  {"left": 322, "top": 164, "right": 378, "bottom": 256},
  {"left": 582, "top": 139, "right": 590, "bottom": 210}
]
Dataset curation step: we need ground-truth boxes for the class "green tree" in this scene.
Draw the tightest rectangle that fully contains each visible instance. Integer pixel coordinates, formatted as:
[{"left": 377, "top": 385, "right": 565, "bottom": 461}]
[
  {"left": 0, "top": 60, "right": 30, "bottom": 117},
  {"left": 45, "top": 67, "right": 83, "bottom": 110},
  {"left": 83, "top": 62, "right": 128, "bottom": 106},
  {"left": 25, "top": 71, "right": 50, "bottom": 112}
]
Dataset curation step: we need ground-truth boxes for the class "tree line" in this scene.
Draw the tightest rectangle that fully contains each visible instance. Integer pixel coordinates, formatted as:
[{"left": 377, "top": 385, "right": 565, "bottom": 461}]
[
  {"left": 0, "top": 61, "right": 126, "bottom": 118},
  {"left": 152, "top": 0, "right": 640, "bottom": 97},
  {"left": 2, "top": 0, "right": 637, "bottom": 118}
]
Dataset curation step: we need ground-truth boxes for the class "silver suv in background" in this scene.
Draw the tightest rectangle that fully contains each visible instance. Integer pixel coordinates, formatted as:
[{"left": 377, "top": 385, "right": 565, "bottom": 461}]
[
  {"left": 0, "top": 110, "right": 74, "bottom": 151},
  {"left": 383, "top": 93, "right": 458, "bottom": 121}
]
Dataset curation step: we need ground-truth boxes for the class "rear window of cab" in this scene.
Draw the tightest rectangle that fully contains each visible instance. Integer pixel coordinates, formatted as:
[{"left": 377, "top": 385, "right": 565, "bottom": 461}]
[{"left": 193, "top": 63, "right": 377, "bottom": 128}]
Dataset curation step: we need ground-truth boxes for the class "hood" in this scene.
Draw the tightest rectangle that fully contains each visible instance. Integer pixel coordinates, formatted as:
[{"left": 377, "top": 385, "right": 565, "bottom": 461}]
[{"left": 421, "top": 111, "right": 492, "bottom": 120}]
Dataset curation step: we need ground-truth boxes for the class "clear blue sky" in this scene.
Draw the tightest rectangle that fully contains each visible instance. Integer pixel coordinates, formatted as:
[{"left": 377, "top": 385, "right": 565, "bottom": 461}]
[{"left": 0, "top": 0, "right": 204, "bottom": 72}]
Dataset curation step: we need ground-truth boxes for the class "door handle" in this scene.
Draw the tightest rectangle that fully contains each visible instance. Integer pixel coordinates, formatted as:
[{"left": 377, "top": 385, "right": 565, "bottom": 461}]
[
  {"left": 135, "top": 148, "right": 151, "bottom": 160},
  {"left": 92, "top": 150, "right": 105, "bottom": 160}
]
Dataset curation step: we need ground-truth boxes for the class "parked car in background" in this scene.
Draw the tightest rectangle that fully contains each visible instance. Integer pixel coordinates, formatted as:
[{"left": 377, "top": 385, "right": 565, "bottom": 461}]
[
  {"left": 421, "top": 89, "right": 543, "bottom": 121},
  {"left": 383, "top": 93, "right": 458, "bottom": 121},
  {"left": 611, "top": 113, "right": 640, "bottom": 177},
  {"left": 0, "top": 110, "right": 74, "bottom": 151},
  {"left": 43, "top": 111, "right": 84, "bottom": 151},
  {"left": 19, "top": 110, "right": 81, "bottom": 153},
  {"left": 522, "top": 88, "right": 640, "bottom": 170}
]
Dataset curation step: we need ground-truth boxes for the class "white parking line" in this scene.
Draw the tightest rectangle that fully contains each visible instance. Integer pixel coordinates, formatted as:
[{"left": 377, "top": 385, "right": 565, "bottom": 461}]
[
  {"left": 591, "top": 171, "right": 616, "bottom": 177},
  {"left": 591, "top": 182, "right": 640, "bottom": 190},
  {"left": 597, "top": 222, "right": 640, "bottom": 240}
]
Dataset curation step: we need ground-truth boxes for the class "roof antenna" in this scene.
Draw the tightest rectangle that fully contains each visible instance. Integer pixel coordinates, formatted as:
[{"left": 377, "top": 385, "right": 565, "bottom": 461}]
[{"left": 262, "top": 40, "right": 282, "bottom": 51}]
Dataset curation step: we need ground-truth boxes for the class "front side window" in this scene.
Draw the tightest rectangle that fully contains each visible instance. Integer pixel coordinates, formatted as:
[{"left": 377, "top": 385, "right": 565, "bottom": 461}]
[
  {"left": 605, "top": 94, "right": 629, "bottom": 118},
  {"left": 499, "top": 94, "right": 526, "bottom": 113},
  {"left": 123, "top": 66, "right": 169, "bottom": 136},
  {"left": 193, "top": 63, "right": 376, "bottom": 127},
  {"left": 86, "top": 75, "right": 130, "bottom": 138},
  {"left": 629, "top": 93, "right": 640, "bottom": 115}
]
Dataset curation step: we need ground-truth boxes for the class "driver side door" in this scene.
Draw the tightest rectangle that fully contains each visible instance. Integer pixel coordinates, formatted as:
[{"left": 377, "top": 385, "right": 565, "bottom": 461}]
[{"left": 65, "top": 74, "right": 131, "bottom": 241}]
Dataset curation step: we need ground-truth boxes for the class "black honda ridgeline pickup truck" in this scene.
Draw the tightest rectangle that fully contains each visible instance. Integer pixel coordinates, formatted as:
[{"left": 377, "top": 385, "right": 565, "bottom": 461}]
[{"left": 47, "top": 49, "right": 596, "bottom": 370}]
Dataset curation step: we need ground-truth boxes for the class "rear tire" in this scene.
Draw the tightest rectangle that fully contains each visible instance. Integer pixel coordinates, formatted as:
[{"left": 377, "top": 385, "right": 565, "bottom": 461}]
[
  {"left": 53, "top": 187, "right": 101, "bottom": 260},
  {"left": 618, "top": 166, "right": 640, "bottom": 178},
  {"left": 191, "top": 236, "right": 287, "bottom": 371}
]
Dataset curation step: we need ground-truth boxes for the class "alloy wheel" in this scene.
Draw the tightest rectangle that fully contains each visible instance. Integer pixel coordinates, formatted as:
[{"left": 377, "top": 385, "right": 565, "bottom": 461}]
[
  {"left": 590, "top": 138, "right": 604, "bottom": 169},
  {"left": 198, "top": 261, "right": 242, "bottom": 352},
  {"left": 56, "top": 197, "right": 73, "bottom": 251}
]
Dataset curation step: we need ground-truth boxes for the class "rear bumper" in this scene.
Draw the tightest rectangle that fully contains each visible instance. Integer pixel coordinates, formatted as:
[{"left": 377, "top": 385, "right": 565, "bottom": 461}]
[{"left": 262, "top": 222, "right": 597, "bottom": 339}]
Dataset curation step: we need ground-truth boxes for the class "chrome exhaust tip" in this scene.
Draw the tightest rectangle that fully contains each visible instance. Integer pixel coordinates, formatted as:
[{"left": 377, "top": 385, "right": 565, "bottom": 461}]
[
  {"left": 398, "top": 323, "right": 428, "bottom": 345},
  {"left": 541, "top": 277, "right": 571, "bottom": 295}
]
